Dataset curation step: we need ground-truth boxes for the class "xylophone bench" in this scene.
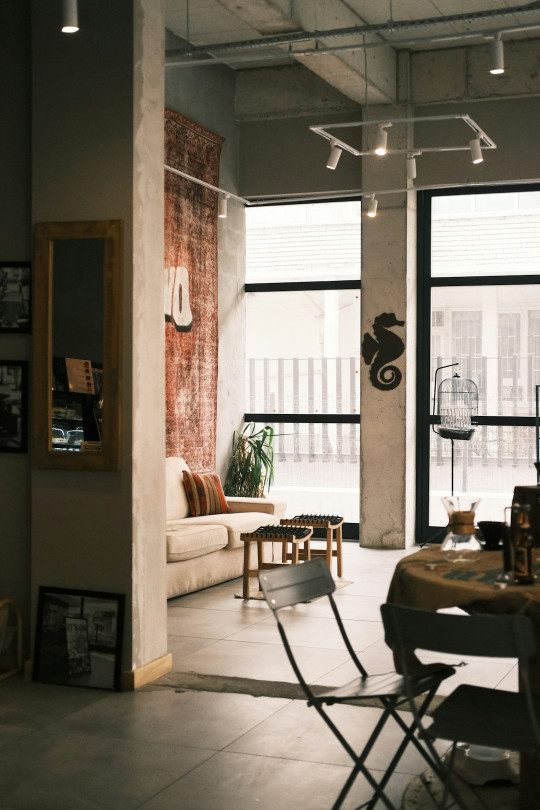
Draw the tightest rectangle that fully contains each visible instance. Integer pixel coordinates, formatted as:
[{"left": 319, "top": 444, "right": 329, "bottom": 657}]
[
  {"left": 280, "top": 514, "right": 344, "bottom": 577},
  {"left": 239, "top": 524, "right": 313, "bottom": 600}
]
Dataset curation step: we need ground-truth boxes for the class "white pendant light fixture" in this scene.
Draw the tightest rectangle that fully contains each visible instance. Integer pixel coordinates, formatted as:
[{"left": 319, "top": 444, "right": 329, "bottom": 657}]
[
  {"left": 374, "top": 123, "right": 392, "bottom": 156},
  {"left": 62, "top": 0, "right": 79, "bottom": 33},
  {"left": 218, "top": 194, "right": 229, "bottom": 219},
  {"left": 469, "top": 138, "right": 483, "bottom": 164},
  {"left": 489, "top": 34, "right": 504, "bottom": 75},
  {"left": 326, "top": 141, "right": 343, "bottom": 170},
  {"left": 367, "top": 194, "right": 378, "bottom": 218}
]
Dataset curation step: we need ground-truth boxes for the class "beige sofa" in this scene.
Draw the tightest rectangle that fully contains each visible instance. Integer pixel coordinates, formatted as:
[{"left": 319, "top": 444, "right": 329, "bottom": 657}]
[{"left": 166, "top": 456, "right": 287, "bottom": 599}]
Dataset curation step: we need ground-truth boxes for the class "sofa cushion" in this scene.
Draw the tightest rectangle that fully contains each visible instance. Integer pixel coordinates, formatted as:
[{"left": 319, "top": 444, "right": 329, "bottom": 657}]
[
  {"left": 169, "top": 511, "right": 281, "bottom": 550},
  {"left": 182, "top": 470, "right": 229, "bottom": 517},
  {"left": 166, "top": 523, "right": 228, "bottom": 563},
  {"left": 166, "top": 457, "right": 191, "bottom": 521}
]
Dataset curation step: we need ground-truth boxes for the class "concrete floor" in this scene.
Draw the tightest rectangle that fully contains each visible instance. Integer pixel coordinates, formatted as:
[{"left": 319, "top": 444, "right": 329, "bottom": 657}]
[{"left": 0, "top": 544, "right": 518, "bottom": 809}]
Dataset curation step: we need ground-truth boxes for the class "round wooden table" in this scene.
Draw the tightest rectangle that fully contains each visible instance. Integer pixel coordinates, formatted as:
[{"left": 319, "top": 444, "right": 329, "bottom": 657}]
[{"left": 387, "top": 544, "right": 540, "bottom": 810}]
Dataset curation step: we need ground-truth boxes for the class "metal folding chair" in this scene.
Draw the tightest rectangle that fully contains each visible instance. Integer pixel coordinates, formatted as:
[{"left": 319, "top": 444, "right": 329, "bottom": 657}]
[
  {"left": 259, "top": 559, "right": 456, "bottom": 810},
  {"left": 381, "top": 603, "right": 540, "bottom": 810}
]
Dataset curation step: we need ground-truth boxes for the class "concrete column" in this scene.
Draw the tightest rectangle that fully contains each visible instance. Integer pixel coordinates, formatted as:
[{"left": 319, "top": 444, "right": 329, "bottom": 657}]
[
  {"left": 31, "top": 0, "right": 169, "bottom": 686},
  {"left": 360, "top": 105, "right": 416, "bottom": 548}
]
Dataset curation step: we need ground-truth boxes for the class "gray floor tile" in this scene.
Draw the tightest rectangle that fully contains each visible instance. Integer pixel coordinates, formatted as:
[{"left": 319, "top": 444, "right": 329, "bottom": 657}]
[
  {"left": 167, "top": 605, "right": 268, "bottom": 639},
  {"left": 0, "top": 679, "right": 108, "bottom": 731},
  {"left": 49, "top": 688, "right": 290, "bottom": 750},
  {"left": 174, "top": 637, "right": 350, "bottom": 681},
  {"left": 0, "top": 727, "right": 213, "bottom": 810},
  {"left": 136, "top": 748, "right": 412, "bottom": 810}
]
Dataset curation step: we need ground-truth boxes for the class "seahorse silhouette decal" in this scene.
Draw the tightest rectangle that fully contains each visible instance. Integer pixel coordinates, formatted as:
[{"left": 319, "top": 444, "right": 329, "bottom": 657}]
[{"left": 361, "top": 312, "right": 405, "bottom": 391}]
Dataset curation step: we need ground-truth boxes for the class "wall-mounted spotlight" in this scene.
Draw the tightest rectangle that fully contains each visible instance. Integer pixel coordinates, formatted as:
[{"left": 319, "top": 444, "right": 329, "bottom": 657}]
[
  {"left": 374, "top": 122, "right": 392, "bottom": 156},
  {"left": 489, "top": 34, "right": 504, "bottom": 75},
  {"left": 326, "top": 141, "right": 343, "bottom": 170},
  {"left": 406, "top": 151, "right": 421, "bottom": 180},
  {"left": 62, "top": 0, "right": 79, "bottom": 33},
  {"left": 218, "top": 194, "right": 229, "bottom": 219},
  {"left": 469, "top": 138, "right": 484, "bottom": 164},
  {"left": 367, "top": 194, "right": 378, "bottom": 218}
]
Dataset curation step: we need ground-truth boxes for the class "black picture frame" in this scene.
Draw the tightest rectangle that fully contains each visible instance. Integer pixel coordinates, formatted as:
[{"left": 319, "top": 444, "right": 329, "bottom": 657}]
[
  {"left": 0, "top": 360, "right": 28, "bottom": 453},
  {"left": 0, "top": 261, "right": 31, "bottom": 333},
  {"left": 33, "top": 586, "right": 125, "bottom": 691}
]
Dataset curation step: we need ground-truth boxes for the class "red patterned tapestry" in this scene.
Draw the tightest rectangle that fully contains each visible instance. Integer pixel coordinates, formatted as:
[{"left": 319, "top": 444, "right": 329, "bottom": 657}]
[{"left": 164, "top": 109, "right": 224, "bottom": 471}]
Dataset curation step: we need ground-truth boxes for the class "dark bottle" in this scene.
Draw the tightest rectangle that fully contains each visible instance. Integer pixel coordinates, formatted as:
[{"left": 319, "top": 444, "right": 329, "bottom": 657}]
[{"left": 512, "top": 503, "right": 535, "bottom": 585}]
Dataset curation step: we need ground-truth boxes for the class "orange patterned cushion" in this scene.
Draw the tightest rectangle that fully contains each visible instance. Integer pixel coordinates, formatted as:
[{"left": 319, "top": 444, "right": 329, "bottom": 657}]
[{"left": 182, "top": 470, "right": 229, "bottom": 517}]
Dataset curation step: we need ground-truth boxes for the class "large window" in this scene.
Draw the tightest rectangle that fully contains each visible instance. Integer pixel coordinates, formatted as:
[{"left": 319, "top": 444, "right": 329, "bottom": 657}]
[
  {"left": 245, "top": 201, "right": 361, "bottom": 535},
  {"left": 418, "top": 187, "right": 540, "bottom": 537}
]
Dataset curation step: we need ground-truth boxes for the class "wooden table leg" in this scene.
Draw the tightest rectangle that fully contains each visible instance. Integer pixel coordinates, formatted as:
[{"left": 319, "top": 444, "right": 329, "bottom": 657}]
[
  {"left": 242, "top": 540, "right": 251, "bottom": 599},
  {"left": 336, "top": 524, "right": 343, "bottom": 578},
  {"left": 303, "top": 538, "right": 311, "bottom": 561},
  {"left": 291, "top": 541, "right": 299, "bottom": 564},
  {"left": 325, "top": 527, "right": 333, "bottom": 571}
]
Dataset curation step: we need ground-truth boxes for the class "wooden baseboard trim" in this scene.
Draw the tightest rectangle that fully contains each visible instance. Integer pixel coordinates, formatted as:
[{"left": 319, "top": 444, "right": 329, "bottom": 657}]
[{"left": 121, "top": 652, "right": 173, "bottom": 691}]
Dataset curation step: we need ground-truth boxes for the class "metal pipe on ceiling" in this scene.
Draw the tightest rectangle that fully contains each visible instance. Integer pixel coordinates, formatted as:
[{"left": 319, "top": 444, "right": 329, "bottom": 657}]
[{"left": 165, "top": 1, "right": 540, "bottom": 66}]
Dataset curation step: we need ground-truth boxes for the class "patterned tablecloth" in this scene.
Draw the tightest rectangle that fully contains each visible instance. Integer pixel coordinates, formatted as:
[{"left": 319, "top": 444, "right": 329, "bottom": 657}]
[{"left": 387, "top": 544, "right": 540, "bottom": 622}]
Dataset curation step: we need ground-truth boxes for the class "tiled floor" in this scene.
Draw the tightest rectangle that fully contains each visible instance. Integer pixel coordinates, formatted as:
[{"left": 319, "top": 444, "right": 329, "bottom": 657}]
[{"left": 0, "top": 543, "right": 517, "bottom": 810}]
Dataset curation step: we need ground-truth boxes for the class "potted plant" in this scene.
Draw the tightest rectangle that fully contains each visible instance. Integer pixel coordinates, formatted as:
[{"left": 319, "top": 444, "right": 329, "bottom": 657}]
[{"left": 223, "top": 422, "right": 275, "bottom": 498}]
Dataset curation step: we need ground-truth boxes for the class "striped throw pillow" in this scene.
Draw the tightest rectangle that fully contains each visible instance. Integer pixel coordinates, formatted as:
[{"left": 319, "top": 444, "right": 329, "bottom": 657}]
[{"left": 182, "top": 470, "right": 229, "bottom": 517}]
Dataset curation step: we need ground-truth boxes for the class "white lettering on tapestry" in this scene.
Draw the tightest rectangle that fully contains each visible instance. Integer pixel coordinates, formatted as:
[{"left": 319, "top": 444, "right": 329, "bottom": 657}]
[{"left": 165, "top": 266, "right": 193, "bottom": 332}]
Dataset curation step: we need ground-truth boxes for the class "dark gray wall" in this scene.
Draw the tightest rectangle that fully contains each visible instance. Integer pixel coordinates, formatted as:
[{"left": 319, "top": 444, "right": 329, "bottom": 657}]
[{"left": 0, "top": 0, "right": 32, "bottom": 641}]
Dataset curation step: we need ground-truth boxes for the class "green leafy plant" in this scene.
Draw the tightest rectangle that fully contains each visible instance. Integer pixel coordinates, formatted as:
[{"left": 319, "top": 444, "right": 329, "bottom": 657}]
[{"left": 223, "top": 423, "right": 275, "bottom": 498}]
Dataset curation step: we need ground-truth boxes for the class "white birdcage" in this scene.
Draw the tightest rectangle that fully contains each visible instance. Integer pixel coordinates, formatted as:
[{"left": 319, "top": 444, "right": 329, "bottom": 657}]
[{"left": 433, "top": 364, "right": 478, "bottom": 442}]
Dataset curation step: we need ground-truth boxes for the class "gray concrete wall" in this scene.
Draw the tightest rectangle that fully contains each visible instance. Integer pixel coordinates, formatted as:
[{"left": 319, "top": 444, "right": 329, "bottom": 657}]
[{"left": 31, "top": 0, "right": 166, "bottom": 673}]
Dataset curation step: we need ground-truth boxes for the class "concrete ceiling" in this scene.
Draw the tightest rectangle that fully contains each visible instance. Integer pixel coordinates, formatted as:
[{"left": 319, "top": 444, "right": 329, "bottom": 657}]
[{"left": 164, "top": 1, "right": 540, "bottom": 105}]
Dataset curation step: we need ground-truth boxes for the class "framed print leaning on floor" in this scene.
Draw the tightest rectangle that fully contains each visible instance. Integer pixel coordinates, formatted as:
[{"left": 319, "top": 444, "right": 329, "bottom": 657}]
[
  {"left": 0, "top": 360, "right": 28, "bottom": 453},
  {"left": 0, "top": 262, "right": 31, "bottom": 333},
  {"left": 33, "top": 586, "right": 125, "bottom": 691}
]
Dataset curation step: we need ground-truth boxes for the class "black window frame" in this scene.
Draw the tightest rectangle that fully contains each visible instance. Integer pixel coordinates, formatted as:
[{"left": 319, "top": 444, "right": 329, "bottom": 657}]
[
  {"left": 244, "top": 199, "right": 361, "bottom": 540},
  {"left": 416, "top": 183, "right": 540, "bottom": 543}
]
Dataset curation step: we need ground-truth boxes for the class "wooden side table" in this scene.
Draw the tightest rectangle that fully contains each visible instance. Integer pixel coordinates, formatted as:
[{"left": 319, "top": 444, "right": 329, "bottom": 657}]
[
  {"left": 281, "top": 515, "right": 344, "bottom": 577},
  {"left": 240, "top": 525, "right": 313, "bottom": 599}
]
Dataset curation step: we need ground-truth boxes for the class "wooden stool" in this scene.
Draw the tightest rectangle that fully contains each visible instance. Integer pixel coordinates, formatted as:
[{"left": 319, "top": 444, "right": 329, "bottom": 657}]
[
  {"left": 280, "top": 515, "right": 344, "bottom": 577},
  {"left": 240, "top": 525, "right": 313, "bottom": 600}
]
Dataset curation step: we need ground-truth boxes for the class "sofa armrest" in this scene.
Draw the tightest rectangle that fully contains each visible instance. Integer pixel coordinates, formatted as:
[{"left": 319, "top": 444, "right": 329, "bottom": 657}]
[{"left": 226, "top": 496, "right": 287, "bottom": 519}]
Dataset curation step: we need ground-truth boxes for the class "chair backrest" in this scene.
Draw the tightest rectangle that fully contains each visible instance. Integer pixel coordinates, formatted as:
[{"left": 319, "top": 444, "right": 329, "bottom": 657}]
[
  {"left": 259, "top": 557, "right": 335, "bottom": 610},
  {"left": 381, "top": 602, "right": 540, "bottom": 753},
  {"left": 260, "top": 559, "right": 368, "bottom": 697},
  {"left": 381, "top": 603, "right": 537, "bottom": 668}
]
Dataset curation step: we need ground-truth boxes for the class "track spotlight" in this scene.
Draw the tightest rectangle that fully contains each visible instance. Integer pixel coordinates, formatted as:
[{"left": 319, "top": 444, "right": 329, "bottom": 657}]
[
  {"left": 374, "top": 123, "right": 392, "bottom": 156},
  {"left": 469, "top": 138, "right": 483, "bottom": 164},
  {"left": 489, "top": 34, "right": 504, "bottom": 75},
  {"left": 367, "top": 194, "right": 378, "bottom": 218},
  {"left": 62, "top": 0, "right": 79, "bottom": 33},
  {"left": 326, "top": 142, "right": 342, "bottom": 170},
  {"left": 218, "top": 195, "right": 229, "bottom": 219}
]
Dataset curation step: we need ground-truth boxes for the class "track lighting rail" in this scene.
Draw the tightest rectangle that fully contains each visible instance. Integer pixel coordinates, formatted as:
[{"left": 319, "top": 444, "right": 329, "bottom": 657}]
[{"left": 310, "top": 114, "right": 496, "bottom": 159}]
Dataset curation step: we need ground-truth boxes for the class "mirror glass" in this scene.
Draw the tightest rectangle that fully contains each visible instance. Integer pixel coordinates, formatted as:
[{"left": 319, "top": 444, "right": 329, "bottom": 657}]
[{"left": 33, "top": 221, "right": 122, "bottom": 470}]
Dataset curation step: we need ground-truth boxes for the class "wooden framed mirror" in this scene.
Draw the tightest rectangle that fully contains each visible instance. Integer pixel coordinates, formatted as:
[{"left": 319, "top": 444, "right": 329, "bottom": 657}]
[{"left": 33, "top": 220, "right": 123, "bottom": 470}]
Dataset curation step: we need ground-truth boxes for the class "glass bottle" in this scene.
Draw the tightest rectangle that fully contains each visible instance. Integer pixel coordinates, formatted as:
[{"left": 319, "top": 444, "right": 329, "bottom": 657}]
[
  {"left": 512, "top": 503, "right": 535, "bottom": 585},
  {"left": 440, "top": 496, "right": 482, "bottom": 563}
]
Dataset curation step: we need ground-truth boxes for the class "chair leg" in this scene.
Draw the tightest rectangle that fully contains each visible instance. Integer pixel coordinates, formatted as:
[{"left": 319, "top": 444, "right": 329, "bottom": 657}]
[{"left": 313, "top": 703, "right": 399, "bottom": 810}]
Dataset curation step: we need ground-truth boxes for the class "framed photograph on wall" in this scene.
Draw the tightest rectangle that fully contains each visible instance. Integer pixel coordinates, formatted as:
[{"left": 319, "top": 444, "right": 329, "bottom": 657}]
[
  {"left": 0, "top": 360, "right": 28, "bottom": 453},
  {"left": 0, "top": 262, "right": 31, "bottom": 333},
  {"left": 33, "top": 586, "right": 125, "bottom": 691}
]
